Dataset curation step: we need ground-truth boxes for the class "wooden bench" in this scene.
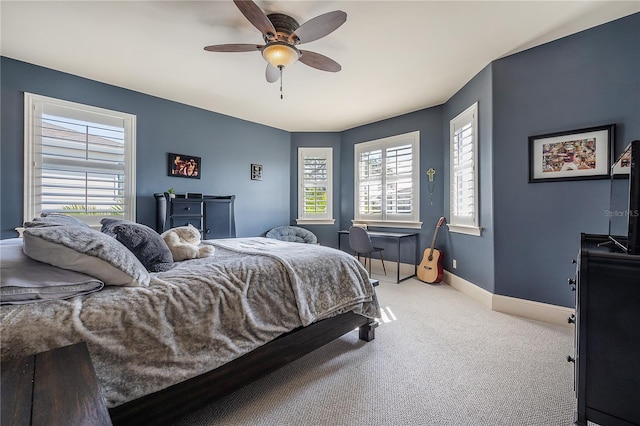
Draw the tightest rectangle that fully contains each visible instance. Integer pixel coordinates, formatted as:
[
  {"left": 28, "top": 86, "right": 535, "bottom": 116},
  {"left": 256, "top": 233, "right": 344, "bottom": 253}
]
[{"left": 1, "top": 342, "right": 112, "bottom": 426}]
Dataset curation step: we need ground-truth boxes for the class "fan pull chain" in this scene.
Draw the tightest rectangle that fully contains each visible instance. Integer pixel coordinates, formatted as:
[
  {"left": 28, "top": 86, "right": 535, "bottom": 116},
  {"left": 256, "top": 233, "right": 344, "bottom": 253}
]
[{"left": 279, "top": 66, "right": 284, "bottom": 100}]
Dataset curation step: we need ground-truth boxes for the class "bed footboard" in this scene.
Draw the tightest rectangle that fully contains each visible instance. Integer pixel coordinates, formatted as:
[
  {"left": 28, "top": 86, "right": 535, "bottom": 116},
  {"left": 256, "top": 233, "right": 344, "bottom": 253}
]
[{"left": 109, "top": 311, "right": 375, "bottom": 425}]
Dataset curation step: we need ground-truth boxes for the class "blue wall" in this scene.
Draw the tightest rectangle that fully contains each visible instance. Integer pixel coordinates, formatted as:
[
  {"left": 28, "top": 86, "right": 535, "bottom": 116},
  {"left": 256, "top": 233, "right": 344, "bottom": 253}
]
[
  {"left": 340, "top": 107, "right": 445, "bottom": 262},
  {"left": 328, "top": 13, "right": 638, "bottom": 307},
  {"left": 0, "top": 58, "right": 291, "bottom": 239},
  {"left": 442, "top": 64, "right": 495, "bottom": 293},
  {"left": 491, "top": 12, "right": 640, "bottom": 306}
]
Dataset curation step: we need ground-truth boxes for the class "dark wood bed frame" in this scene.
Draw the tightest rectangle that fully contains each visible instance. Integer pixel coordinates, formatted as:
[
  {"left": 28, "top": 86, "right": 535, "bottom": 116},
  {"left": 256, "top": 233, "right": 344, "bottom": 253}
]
[
  {"left": 108, "top": 312, "right": 378, "bottom": 425},
  {"left": 116, "top": 193, "right": 377, "bottom": 424}
]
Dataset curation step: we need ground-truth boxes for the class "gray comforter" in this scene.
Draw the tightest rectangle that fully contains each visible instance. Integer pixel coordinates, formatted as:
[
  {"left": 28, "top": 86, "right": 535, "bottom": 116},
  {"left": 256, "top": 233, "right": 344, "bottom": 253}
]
[{"left": 0, "top": 237, "right": 379, "bottom": 408}]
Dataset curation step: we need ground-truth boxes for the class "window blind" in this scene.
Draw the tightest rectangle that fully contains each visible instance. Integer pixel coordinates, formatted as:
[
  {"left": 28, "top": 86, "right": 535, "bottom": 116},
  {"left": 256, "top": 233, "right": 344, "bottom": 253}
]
[
  {"left": 39, "top": 113, "right": 126, "bottom": 216},
  {"left": 358, "top": 149, "right": 382, "bottom": 215},
  {"left": 449, "top": 102, "right": 479, "bottom": 232},
  {"left": 385, "top": 144, "right": 413, "bottom": 215},
  {"left": 452, "top": 122, "right": 475, "bottom": 219},
  {"left": 303, "top": 155, "right": 328, "bottom": 214},
  {"left": 24, "top": 93, "right": 136, "bottom": 224},
  {"left": 354, "top": 131, "right": 420, "bottom": 225},
  {"left": 297, "top": 147, "right": 333, "bottom": 223}
]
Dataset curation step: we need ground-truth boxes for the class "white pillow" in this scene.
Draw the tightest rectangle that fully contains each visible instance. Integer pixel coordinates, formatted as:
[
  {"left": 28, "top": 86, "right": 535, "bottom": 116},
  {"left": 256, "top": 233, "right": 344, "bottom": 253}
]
[
  {"left": 22, "top": 226, "right": 150, "bottom": 287},
  {"left": 1, "top": 239, "right": 104, "bottom": 304}
]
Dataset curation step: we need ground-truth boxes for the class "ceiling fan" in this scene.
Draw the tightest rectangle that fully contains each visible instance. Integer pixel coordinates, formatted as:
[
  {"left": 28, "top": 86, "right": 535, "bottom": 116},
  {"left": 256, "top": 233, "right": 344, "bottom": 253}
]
[{"left": 204, "top": 0, "right": 346, "bottom": 96}]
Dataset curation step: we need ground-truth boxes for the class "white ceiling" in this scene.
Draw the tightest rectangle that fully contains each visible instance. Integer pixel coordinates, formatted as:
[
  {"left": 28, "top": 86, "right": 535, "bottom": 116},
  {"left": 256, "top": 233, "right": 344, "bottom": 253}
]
[{"left": 1, "top": 1, "right": 638, "bottom": 132}]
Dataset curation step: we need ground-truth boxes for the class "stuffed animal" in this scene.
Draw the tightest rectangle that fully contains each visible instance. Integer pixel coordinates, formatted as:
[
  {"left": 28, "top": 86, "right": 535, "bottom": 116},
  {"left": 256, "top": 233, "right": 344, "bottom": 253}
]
[{"left": 161, "top": 224, "right": 215, "bottom": 261}]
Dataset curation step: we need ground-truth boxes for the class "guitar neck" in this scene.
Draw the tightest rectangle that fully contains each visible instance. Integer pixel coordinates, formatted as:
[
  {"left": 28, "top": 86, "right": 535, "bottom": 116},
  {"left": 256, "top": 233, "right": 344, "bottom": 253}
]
[
  {"left": 428, "top": 218, "right": 445, "bottom": 257},
  {"left": 428, "top": 231, "right": 438, "bottom": 256}
]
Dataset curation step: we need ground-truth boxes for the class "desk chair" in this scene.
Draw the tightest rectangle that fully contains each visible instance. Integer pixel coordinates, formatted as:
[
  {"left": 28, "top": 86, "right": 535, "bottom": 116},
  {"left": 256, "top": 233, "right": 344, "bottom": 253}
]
[{"left": 348, "top": 226, "right": 386, "bottom": 276}]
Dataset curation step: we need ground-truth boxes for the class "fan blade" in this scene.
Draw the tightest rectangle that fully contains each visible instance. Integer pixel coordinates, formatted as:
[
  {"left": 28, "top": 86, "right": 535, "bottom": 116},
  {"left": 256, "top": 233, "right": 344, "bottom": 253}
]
[
  {"left": 204, "top": 44, "right": 262, "bottom": 52},
  {"left": 233, "top": 0, "right": 276, "bottom": 38},
  {"left": 299, "top": 50, "right": 341, "bottom": 72},
  {"left": 265, "top": 64, "right": 279, "bottom": 83},
  {"left": 291, "top": 10, "right": 346, "bottom": 44}
]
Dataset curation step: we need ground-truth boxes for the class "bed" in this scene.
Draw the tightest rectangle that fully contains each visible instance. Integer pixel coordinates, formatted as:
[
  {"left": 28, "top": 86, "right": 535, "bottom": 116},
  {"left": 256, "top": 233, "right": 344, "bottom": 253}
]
[{"left": 0, "top": 219, "right": 380, "bottom": 425}]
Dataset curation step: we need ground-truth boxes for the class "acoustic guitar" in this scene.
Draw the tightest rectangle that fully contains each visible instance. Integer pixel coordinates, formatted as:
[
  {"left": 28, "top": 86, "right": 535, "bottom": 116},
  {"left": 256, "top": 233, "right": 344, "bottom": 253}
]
[{"left": 417, "top": 217, "right": 446, "bottom": 283}]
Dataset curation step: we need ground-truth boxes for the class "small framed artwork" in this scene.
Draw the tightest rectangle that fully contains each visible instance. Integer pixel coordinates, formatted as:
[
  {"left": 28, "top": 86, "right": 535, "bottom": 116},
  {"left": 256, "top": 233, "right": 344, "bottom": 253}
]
[
  {"left": 169, "top": 153, "right": 201, "bottom": 179},
  {"left": 528, "top": 124, "right": 614, "bottom": 183},
  {"left": 251, "top": 164, "right": 263, "bottom": 181}
]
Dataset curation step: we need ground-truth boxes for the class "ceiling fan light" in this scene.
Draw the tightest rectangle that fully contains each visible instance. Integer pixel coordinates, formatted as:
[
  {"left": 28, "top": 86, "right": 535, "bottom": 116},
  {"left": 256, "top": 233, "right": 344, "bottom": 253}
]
[{"left": 262, "top": 42, "right": 300, "bottom": 69}]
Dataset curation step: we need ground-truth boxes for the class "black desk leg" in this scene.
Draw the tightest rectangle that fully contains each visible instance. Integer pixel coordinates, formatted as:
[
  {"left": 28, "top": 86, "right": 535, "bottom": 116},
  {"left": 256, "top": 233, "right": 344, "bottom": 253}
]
[
  {"left": 396, "top": 238, "right": 401, "bottom": 283},
  {"left": 396, "top": 234, "right": 419, "bottom": 284},
  {"left": 414, "top": 234, "right": 419, "bottom": 277}
]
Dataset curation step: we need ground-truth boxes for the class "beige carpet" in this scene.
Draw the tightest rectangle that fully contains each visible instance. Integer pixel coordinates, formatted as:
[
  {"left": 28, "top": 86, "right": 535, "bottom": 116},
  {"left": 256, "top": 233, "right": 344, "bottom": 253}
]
[{"left": 172, "top": 276, "right": 576, "bottom": 426}]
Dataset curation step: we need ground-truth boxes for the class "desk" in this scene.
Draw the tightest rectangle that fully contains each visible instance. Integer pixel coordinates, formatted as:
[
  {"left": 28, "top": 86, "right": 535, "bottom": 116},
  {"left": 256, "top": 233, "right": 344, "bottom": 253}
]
[{"left": 338, "top": 230, "right": 419, "bottom": 283}]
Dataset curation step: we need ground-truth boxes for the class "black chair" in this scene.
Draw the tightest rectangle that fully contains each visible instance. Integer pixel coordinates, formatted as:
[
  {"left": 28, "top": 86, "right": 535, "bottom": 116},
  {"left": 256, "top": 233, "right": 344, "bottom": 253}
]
[{"left": 348, "top": 226, "right": 386, "bottom": 276}]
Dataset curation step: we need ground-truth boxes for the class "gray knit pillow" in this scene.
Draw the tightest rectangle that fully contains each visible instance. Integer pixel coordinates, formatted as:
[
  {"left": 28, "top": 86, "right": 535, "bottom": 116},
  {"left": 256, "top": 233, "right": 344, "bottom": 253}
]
[
  {"left": 24, "top": 213, "right": 91, "bottom": 228},
  {"left": 101, "top": 218, "right": 174, "bottom": 272}
]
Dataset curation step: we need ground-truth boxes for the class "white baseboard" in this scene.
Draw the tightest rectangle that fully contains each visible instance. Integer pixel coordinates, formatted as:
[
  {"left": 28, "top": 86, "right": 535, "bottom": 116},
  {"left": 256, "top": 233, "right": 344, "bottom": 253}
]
[
  {"left": 444, "top": 270, "right": 494, "bottom": 310},
  {"left": 443, "top": 271, "right": 574, "bottom": 327}
]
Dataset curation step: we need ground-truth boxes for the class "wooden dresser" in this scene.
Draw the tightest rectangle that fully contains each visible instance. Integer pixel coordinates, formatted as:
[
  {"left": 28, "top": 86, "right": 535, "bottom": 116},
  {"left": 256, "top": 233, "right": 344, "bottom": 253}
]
[
  {"left": 571, "top": 233, "right": 640, "bottom": 426},
  {"left": 154, "top": 193, "right": 236, "bottom": 239},
  {"left": 1, "top": 342, "right": 112, "bottom": 426}
]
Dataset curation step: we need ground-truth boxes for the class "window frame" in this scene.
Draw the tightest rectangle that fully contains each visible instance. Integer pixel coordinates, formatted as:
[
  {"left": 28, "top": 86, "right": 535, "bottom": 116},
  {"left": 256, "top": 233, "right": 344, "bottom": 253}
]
[
  {"left": 448, "top": 102, "right": 481, "bottom": 236},
  {"left": 296, "top": 147, "right": 335, "bottom": 225},
  {"left": 23, "top": 92, "right": 137, "bottom": 227},
  {"left": 353, "top": 131, "right": 421, "bottom": 229}
]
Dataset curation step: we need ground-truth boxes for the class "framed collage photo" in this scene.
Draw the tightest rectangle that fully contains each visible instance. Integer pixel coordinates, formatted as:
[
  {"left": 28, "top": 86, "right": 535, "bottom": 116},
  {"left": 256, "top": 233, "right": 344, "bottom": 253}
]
[{"left": 528, "top": 124, "right": 614, "bottom": 183}]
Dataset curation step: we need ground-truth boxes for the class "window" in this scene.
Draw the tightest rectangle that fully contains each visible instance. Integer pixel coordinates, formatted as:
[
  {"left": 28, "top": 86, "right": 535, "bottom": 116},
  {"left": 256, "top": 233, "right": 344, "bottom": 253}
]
[
  {"left": 449, "top": 102, "right": 481, "bottom": 236},
  {"left": 297, "top": 147, "right": 334, "bottom": 224},
  {"left": 354, "top": 131, "right": 421, "bottom": 228},
  {"left": 24, "top": 93, "right": 136, "bottom": 227}
]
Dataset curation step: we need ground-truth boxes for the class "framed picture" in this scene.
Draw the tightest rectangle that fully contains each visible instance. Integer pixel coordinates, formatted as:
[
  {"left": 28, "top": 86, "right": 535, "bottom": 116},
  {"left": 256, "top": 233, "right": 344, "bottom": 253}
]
[
  {"left": 168, "top": 153, "right": 201, "bottom": 179},
  {"left": 528, "top": 124, "right": 614, "bottom": 183},
  {"left": 251, "top": 164, "right": 263, "bottom": 181}
]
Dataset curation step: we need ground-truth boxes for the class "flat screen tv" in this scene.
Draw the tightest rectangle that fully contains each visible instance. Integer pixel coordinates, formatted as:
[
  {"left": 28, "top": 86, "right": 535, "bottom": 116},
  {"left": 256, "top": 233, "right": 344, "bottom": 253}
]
[{"left": 608, "top": 140, "right": 640, "bottom": 255}]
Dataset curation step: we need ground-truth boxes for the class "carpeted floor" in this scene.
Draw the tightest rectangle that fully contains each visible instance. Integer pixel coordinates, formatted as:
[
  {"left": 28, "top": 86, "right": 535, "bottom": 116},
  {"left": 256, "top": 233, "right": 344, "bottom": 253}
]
[{"left": 172, "top": 276, "right": 576, "bottom": 426}]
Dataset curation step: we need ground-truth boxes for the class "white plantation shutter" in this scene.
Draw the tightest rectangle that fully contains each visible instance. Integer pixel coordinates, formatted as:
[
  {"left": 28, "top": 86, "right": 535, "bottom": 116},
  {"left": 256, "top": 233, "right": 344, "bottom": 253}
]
[
  {"left": 354, "top": 131, "right": 420, "bottom": 226},
  {"left": 297, "top": 147, "right": 334, "bottom": 224},
  {"left": 358, "top": 149, "right": 383, "bottom": 215},
  {"left": 385, "top": 144, "right": 413, "bottom": 216},
  {"left": 24, "top": 93, "right": 136, "bottom": 225},
  {"left": 449, "top": 102, "right": 480, "bottom": 233}
]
